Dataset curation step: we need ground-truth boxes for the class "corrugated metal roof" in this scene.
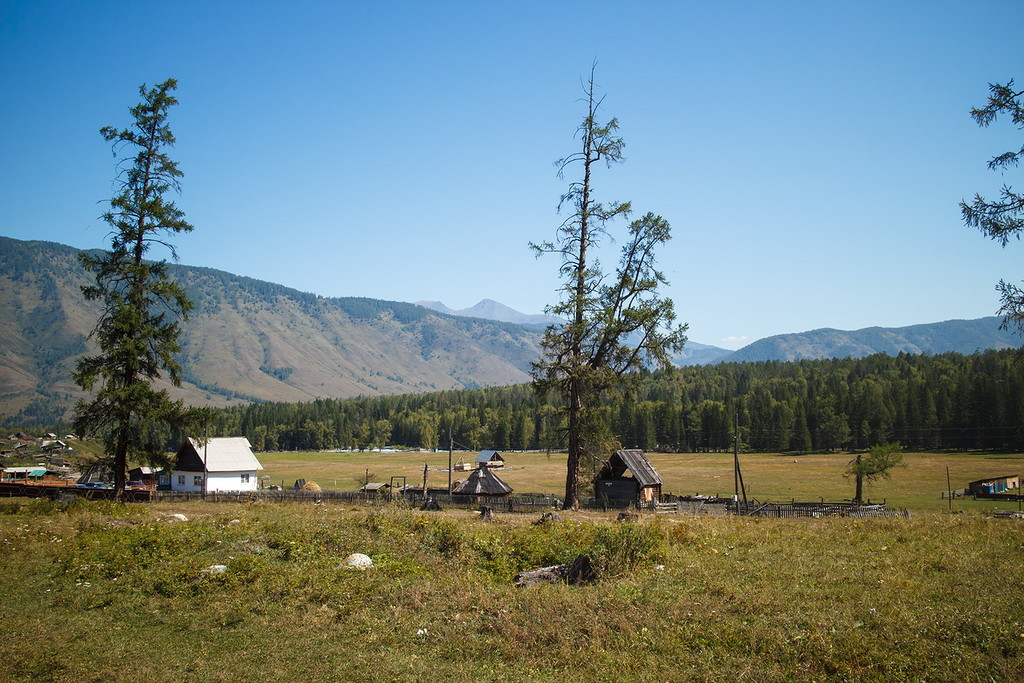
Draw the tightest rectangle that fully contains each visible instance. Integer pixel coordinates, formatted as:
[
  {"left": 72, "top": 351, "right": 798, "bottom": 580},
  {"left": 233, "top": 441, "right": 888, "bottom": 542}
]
[
  {"left": 475, "top": 450, "right": 504, "bottom": 463},
  {"left": 186, "top": 437, "right": 263, "bottom": 472}
]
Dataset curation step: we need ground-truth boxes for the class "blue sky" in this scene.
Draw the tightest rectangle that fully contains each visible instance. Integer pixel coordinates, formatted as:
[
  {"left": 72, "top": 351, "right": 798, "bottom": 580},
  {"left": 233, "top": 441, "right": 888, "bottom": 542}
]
[{"left": 1, "top": 1, "right": 1021, "bottom": 350}]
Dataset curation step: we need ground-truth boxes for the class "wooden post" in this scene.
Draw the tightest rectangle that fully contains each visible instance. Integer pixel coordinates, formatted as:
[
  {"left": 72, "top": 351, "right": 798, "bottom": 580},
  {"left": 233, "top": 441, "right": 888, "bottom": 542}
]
[{"left": 946, "top": 466, "right": 953, "bottom": 513}]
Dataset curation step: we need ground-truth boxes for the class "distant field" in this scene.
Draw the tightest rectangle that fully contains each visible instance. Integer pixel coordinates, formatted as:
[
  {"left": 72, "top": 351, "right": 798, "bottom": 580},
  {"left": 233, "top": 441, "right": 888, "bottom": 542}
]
[{"left": 255, "top": 449, "right": 1024, "bottom": 513}]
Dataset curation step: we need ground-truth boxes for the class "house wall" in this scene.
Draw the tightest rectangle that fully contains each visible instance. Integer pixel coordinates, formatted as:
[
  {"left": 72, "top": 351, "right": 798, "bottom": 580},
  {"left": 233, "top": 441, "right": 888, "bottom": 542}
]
[
  {"left": 595, "top": 479, "right": 639, "bottom": 503},
  {"left": 170, "top": 470, "right": 259, "bottom": 492}
]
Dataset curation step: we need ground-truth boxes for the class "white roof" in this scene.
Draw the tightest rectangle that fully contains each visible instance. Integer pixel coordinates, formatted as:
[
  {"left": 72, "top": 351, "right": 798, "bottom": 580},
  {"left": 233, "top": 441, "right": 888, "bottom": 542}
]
[{"left": 188, "top": 437, "right": 263, "bottom": 472}]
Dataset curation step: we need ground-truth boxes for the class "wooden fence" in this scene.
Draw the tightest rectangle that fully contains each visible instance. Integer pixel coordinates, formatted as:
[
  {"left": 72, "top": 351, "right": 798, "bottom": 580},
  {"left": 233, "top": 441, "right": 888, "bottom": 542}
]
[
  {"left": 0, "top": 482, "right": 908, "bottom": 519},
  {"left": 726, "top": 499, "right": 910, "bottom": 519}
]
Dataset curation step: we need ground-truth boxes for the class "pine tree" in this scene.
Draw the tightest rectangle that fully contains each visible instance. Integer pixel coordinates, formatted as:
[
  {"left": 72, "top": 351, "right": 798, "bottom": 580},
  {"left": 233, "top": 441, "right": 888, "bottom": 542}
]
[
  {"left": 961, "top": 80, "right": 1024, "bottom": 333},
  {"left": 73, "top": 79, "right": 209, "bottom": 497},
  {"left": 531, "top": 67, "right": 687, "bottom": 509}
]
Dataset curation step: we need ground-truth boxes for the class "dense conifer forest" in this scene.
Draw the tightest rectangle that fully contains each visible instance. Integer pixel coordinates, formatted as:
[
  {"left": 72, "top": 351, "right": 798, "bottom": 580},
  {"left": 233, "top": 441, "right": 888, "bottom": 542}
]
[{"left": 207, "top": 349, "right": 1024, "bottom": 453}]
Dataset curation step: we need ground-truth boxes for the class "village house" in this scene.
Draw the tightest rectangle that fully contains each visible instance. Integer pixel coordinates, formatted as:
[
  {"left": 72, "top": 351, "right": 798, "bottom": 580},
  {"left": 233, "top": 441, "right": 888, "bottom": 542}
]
[
  {"left": 594, "top": 449, "right": 663, "bottom": 505},
  {"left": 170, "top": 437, "right": 263, "bottom": 493}
]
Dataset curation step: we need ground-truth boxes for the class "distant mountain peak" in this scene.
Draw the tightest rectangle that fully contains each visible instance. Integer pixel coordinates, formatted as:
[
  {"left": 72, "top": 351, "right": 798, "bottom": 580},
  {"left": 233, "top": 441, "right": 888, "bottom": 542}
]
[{"left": 413, "top": 299, "right": 562, "bottom": 327}]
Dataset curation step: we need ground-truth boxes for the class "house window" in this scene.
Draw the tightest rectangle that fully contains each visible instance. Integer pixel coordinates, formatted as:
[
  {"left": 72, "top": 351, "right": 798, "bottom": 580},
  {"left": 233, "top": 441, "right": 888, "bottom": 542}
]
[
  {"left": 193, "top": 475, "right": 203, "bottom": 487},
  {"left": 177, "top": 475, "right": 185, "bottom": 486},
  {"left": 240, "top": 473, "right": 250, "bottom": 484}
]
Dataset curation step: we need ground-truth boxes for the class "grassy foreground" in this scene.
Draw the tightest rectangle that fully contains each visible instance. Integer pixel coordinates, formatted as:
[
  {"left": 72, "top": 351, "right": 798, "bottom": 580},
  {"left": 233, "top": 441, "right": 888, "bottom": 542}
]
[{"left": 0, "top": 498, "right": 1022, "bottom": 682}]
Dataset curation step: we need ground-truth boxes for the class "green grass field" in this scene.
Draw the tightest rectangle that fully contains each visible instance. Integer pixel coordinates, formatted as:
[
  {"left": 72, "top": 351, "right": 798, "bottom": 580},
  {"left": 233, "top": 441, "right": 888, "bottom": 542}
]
[
  {"left": 1, "top": 449, "right": 1022, "bottom": 681},
  {"left": 0, "top": 497, "right": 1022, "bottom": 681},
  {"left": 256, "top": 448, "right": 1024, "bottom": 513}
]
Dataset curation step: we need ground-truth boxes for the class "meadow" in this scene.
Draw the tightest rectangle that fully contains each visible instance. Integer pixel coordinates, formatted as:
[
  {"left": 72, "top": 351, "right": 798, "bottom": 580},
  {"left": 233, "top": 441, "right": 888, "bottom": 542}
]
[
  {"left": 256, "top": 448, "right": 1024, "bottom": 514},
  {"left": 0, "top": 449, "right": 1022, "bottom": 681}
]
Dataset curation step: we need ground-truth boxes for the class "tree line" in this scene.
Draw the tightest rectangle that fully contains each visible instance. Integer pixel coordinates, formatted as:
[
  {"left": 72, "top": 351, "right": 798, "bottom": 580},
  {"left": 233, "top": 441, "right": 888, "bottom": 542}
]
[{"left": 205, "top": 349, "right": 1024, "bottom": 454}]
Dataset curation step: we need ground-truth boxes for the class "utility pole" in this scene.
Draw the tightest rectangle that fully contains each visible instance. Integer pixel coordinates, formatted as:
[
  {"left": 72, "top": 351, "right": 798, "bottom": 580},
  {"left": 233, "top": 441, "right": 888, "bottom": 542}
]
[
  {"left": 202, "top": 426, "right": 209, "bottom": 499},
  {"left": 733, "top": 409, "right": 748, "bottom": 510},
  {"left": 448, "top": 425, "right": 453, "bottom": 494}
]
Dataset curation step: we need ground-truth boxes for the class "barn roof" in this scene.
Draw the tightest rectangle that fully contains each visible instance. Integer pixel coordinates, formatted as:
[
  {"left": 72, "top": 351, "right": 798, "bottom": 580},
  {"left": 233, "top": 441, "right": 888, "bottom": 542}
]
[
  {"left": 475, "top": 450, "right": 504, "bottom": 463},
  {"left": 598, "top": 449, "right": 662, "bottom": 487},
  {"left": 175, "top": 437, "right": 263, "bottom": 473},
  {"left": 453, "top": 466, "right": 513, "bottom": 496}
]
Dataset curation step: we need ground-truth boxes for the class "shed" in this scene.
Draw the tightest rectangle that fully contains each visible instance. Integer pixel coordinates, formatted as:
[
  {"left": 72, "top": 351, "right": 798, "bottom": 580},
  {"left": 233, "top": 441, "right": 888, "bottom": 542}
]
[
  {"left": 2, "top": 466, "right": 46, "bottom": 481},
  {"left": 128, "top": 466, "right": 162, "bottom": 487},
  {"left": 453, "top": 466, "right": 513, "bottom": 497},
  {"left": 594, "top": 449, "right": 663, "bottom": 504},
  {"left": 967, "top": 474, "right": 1020, "bottom": 496},
  {"left": 474, "top": 450, "right": 505, "bottom": 469},
  {"left": 360, "top": 482, "right": 392, "bottom": 493},
  {"left": 170, "top": 437, "right": 263, "bottom": 493}
]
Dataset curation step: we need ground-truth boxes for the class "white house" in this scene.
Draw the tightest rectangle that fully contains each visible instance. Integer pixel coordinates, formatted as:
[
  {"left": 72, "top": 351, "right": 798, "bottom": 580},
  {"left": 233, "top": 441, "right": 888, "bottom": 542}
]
[{"left": 170, "top": 437, "right": 263, "bottom": 493}]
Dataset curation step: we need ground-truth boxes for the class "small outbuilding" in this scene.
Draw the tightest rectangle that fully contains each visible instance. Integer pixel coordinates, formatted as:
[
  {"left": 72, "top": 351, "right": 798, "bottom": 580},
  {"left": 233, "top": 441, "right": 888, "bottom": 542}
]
[
  {"left": 2, "top": 466, "right": 46, "bottom": 481},
  {"left": 967, "top": 474, "right": 1020, "bottom": 496},
  {"left": 594, "top": 449, "right": 663, "bottom": 505},
  {"left": 128, "top": 466, "right": 163, "bottom": 488},
  {"left": 170, "top": 437, "right": 263, "bottom": 493},
  {"left": 453, "top": 466, "right": 513, "bottom": 497},
  {"left": 474, "top": 450, "right": 505, "bottom": 469}
]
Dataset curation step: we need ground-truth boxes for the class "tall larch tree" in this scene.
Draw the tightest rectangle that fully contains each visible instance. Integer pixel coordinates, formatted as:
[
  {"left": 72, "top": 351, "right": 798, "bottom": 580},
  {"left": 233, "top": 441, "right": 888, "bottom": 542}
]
[
  {"left": 73, "top": 79, "right": 209, "bottom": 498},
  {"left": 961, "top": 79, "right": 1024, "bottom": 333},
  {"left": 531, "top": 67, "right": 687, "bottom": 509}
]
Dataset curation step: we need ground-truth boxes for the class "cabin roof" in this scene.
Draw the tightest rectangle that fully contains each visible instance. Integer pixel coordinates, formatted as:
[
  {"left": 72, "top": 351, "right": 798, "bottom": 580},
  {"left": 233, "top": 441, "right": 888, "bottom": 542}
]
[
  {"left": 598, "top": 449, "right": 663, "bottom": 487},
  {"left": 475, "top": 450, "right": 504, "bottom": 463}
]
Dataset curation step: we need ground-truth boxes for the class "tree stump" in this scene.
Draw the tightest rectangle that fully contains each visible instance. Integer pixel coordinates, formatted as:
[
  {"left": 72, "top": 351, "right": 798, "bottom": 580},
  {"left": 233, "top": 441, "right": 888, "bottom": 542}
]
[
  {"left": 533, "top": 512, "right": 560, "bottom": 525},
  {"left": 514, "top": 555, "right": 597, "bottom": 587},
  {"left": 479, "top": 505, "right": 494, "bottom": 521}
]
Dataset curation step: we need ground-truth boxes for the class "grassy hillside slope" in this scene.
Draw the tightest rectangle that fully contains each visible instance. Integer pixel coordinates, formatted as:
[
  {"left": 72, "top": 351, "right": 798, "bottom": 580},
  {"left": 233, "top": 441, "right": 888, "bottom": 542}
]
[{"left": 0, "top": 237, "right": 541, "bottom": 423}]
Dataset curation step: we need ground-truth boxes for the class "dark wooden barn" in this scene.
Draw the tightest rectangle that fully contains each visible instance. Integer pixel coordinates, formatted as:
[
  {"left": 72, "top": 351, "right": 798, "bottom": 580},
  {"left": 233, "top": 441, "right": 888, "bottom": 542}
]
[{"left": 594, "top": 449, "right": 663, "bottom": 504}]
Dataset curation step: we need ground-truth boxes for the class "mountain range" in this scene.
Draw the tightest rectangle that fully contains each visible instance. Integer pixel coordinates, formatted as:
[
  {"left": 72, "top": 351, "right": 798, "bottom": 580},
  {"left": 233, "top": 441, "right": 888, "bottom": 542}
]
[
  {"left": 0, "top": 236, "right": 1018, "bottom": 424},
  {"left": 0, "top": 237, "right": 541, "bottom": 423}
]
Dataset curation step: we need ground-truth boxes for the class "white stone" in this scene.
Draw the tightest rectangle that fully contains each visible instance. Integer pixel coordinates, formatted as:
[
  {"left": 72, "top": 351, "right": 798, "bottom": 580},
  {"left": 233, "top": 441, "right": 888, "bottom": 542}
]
[{"left": 341, "top": 553, "right": 373, "bottom": 570}]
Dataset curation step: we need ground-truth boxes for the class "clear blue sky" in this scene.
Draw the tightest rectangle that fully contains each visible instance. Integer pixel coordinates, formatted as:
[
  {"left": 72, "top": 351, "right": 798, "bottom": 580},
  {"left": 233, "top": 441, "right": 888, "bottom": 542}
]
[{"left": 2, "top": 0, "right": 1021, "bottom": 349}]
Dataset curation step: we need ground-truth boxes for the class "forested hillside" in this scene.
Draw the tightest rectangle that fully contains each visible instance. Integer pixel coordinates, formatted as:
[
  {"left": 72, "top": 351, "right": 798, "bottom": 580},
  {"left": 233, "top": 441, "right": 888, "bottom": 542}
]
[
  {"left": 726, "top": 318, "right": 1019, "bottom": 362},
  {"left": 210, "top": 349, "right": 1024, "bottom": 453},
  {"left": 3, "top": 236, "right": 1020, "bottom": 433}
]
